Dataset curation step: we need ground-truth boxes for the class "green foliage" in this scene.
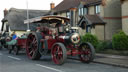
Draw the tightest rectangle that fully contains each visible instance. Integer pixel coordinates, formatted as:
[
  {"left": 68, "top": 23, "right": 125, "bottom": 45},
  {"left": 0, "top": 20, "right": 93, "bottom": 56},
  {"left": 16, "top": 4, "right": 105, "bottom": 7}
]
[
  {"left": 82, "top": 33, "right": 99, "bottom": 48},
  {"left": 112, "top": 31, "right": 128, "bottom": 50},
  {"left": 96, "top": 41, "right": 112, "bottom": 52}
]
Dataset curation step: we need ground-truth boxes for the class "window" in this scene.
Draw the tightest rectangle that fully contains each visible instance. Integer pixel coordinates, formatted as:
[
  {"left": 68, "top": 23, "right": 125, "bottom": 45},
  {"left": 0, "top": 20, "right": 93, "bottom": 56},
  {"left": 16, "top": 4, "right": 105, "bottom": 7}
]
[
  {"left": 95, "top": 5, "right": 100, "bottom": 14},
  {"left": 81, "top": 8, "right": 84, "bottom": 15},
  {"left": 66, "top": 11, "right": 70, "bottom": 18},
  {"left": 79, "top": 7, "right": 88, "bottom": 16},
  {"left": 79, "top": 8, "right": 84, "bottom": 16},
  {"left": 84, "top": 8, "right": 88, "bottom": 15},
  {"left": 79, "top": 8, "right": 81, "bottom": 16}
]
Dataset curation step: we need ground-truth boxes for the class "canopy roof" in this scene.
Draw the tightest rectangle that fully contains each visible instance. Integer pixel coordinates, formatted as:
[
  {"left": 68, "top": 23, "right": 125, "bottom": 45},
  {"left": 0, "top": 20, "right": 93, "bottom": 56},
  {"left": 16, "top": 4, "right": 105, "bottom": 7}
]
[{"left": 24, "top": 15, "right": 70, "bottom": 24}]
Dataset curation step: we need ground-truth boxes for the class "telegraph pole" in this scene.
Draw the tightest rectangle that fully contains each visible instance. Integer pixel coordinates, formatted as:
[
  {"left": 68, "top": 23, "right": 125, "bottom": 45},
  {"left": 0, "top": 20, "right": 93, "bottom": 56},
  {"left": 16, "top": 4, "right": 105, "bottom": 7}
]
[{"left": 26, "top": 0, "right": 30, "bottom": 32}]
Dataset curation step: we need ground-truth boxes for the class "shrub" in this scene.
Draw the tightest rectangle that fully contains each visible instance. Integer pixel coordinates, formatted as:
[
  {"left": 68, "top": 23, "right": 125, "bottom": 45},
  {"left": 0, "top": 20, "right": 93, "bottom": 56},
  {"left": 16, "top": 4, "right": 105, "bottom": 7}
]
[
  {"left": 112, "top": 31, "right": 128, "bottom": 50},
  {"left": 96, "top": 41, "right": 112, "bottom": 52},
  {"left": 82, "top": 33, "right": 99, "bottom": 48}
]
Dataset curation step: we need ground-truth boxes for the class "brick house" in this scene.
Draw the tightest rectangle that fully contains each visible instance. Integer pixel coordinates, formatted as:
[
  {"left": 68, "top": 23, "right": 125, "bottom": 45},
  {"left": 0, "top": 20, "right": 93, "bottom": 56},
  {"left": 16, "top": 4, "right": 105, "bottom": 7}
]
[
  {"left": 120, "top": 0, "right": 128, "bottom": 35},
  {"left": 52, "top": 0, "right": 122, "bottom": 41},
  {"left": 1, "top": 8, "right": 48, "bottom": 36}
]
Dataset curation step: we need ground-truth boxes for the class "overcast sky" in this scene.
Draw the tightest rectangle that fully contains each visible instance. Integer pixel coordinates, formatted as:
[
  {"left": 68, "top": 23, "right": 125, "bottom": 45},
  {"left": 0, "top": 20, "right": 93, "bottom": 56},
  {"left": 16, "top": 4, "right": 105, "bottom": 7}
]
[{"left": 0, "top": 0, "right": 63, "bottom": 30}]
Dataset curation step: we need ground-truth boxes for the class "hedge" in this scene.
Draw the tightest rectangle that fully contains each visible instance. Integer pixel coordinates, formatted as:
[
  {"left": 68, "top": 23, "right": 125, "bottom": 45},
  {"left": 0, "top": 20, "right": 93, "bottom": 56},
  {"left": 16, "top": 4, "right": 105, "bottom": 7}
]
[
  {"left": 82, "top": 33, "right": 99, "bottom": 48},
  {"left": 112, "top": 31, "right": 128, "bottom": 50}
]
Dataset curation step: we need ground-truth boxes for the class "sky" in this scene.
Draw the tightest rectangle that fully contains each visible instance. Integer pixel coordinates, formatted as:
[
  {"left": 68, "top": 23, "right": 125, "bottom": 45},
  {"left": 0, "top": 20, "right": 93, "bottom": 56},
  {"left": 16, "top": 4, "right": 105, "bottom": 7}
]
[{"left": 0, "top": 0, "right": 63, "bottom": 30}]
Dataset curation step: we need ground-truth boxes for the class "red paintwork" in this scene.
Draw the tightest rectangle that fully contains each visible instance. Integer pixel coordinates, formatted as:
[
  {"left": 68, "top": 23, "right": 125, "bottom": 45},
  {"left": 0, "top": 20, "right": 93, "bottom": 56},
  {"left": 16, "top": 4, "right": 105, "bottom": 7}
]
[
  {"left": 26, "top": 34, "right": 38, "bottom": 59},
  {"left": 39, "top": 29, "right": 82, "bottom": 56},
  {"left": 17, "top": 38, "right": 27, "bottom": 48},
  {"left": 67, "top": 50, "right": 81, "bottom": 56},
  {"left": 40, "top": 39, "right": 57, "bottom": 50},
  {"left": 51, "top": 44, "right": 63, "bottom": 64},
  {"left": 79, "top": 47, "right": 91, "bottom": 62}
]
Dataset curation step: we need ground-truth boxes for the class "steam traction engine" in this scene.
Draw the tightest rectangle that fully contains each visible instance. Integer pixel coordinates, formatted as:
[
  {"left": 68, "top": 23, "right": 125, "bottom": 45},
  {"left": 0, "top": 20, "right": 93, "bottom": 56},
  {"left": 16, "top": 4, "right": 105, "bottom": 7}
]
[{"left": 24, "top": 15, "right": 95, "bottom": 65}]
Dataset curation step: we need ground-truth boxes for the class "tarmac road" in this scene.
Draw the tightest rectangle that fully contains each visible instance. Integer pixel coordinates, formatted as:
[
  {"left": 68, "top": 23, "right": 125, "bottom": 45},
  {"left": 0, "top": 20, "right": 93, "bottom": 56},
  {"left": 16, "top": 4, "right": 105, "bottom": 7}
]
[{"left": 0, "top": 49, "right": 128, "bottom": 72}]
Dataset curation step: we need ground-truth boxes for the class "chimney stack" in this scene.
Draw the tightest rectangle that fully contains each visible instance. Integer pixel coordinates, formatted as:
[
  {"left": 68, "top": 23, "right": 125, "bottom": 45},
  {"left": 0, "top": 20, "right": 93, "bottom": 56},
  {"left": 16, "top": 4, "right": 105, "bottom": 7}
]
[
  {"left": 4, "top": 8, "right": 8, "bottom": 17},
  {"left": 50, "top": 2, "right": 55, "bottom": 10}
]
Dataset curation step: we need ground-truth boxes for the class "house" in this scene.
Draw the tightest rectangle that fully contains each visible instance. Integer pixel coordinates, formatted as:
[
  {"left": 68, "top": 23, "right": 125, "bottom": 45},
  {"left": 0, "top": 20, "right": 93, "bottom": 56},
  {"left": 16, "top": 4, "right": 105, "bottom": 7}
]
[
  {"left": 1, "top": 8, "right": 49, "bottom": 36},
  {"left": 120, "top": 0, "right": 128, "bottom": 35},
  {"left": 52, "top": 0, "right": 122, "bottom": 41},
  {"left": 78, "top": 15, "right": 106, "bottom": 40}
]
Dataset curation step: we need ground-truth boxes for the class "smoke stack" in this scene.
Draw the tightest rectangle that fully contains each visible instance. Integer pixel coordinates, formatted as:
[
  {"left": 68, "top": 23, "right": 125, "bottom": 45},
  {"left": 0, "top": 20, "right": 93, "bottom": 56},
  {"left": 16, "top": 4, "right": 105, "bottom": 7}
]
[
  {"left": 70, "top": 8, "right": 77, "bottom": 27},
  {"left": 4, "top": 8, "right": 8, "bottom": 17},
  {"left": 50, "top": 2, "right": 55, "bottom": 10}
]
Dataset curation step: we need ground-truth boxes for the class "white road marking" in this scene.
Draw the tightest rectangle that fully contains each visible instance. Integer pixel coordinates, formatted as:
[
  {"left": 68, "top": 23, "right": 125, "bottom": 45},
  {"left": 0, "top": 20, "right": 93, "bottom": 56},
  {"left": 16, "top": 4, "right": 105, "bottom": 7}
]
[
  {"left": 36, "top": 64, "right": 63, "bottom": 72},
  {"left": 8, "top": 56, "right": 21, "bottom": 60}
]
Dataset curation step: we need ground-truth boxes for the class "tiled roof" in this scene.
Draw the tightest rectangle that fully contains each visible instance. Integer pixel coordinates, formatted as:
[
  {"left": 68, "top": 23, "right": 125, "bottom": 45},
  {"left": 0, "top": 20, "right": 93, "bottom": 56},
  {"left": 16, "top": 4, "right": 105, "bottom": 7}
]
[
  {"left": 53, "top": 0, "right": 102, "bottom": 13},
  {"left": 86, "top": 15, "right": 105, "bottom": 24},
  {"left": 78, "top": 15, "right": 105, "bottom": 26}
]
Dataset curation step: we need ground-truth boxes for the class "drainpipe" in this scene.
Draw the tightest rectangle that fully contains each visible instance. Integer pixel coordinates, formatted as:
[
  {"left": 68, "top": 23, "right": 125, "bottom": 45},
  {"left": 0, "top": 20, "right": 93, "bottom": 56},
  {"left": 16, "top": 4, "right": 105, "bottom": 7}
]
[
  {"left": 104, "top": 24, "right": 106, "bottom": 40},
  {"left": 70, "top": 8, "right": 77, "bottom": 27}
]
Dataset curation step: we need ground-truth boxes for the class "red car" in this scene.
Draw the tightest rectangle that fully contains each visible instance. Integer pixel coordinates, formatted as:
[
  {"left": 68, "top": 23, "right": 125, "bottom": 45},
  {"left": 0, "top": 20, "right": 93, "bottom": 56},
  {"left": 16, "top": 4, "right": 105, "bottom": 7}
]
[{"left": 24, "top": 15, "right": 95, "bottom": 65}]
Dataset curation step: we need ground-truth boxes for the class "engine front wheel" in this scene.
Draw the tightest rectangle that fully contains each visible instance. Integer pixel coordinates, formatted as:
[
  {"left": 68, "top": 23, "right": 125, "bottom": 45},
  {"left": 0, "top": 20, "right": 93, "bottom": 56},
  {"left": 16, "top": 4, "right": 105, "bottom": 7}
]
[
  {"left": 79, "top": 42, "right": 95, "bottom": 63},
  {"left": 51, "top": 43, "right": 67, "bottom": 65}
]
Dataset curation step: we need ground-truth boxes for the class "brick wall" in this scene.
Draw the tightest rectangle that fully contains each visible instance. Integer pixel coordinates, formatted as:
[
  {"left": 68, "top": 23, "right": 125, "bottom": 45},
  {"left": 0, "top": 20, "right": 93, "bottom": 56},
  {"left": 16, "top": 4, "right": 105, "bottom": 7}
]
[
  {"left": 102, "top": 0, "right": 122, "bottom": 40},
  {"left": 122, "top": 1, "right": 128, "bottom": 34}
]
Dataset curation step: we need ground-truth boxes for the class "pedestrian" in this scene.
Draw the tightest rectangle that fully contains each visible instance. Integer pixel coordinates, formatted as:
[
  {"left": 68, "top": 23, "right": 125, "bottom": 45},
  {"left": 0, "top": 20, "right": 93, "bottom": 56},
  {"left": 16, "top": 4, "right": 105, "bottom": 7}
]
[{"left": 12, "top": 31, "right": 18, "bottom": 40}]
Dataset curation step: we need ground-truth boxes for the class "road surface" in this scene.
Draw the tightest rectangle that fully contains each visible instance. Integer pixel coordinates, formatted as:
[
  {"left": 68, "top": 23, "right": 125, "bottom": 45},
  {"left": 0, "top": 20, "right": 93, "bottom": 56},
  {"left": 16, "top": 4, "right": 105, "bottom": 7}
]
[{"left": 0, "top": 49, "right": 128, "bottom": 72}]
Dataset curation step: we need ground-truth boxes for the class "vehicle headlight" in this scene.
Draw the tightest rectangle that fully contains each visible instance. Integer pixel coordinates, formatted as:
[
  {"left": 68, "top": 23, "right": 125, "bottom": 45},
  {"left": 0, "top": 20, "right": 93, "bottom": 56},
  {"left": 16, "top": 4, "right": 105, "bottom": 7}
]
[
  {"left": 66, "top": 28, "right": 69, "bottom": 32},
  {"left": 71, "top": 33, "right": 80, "bottom": 44}
]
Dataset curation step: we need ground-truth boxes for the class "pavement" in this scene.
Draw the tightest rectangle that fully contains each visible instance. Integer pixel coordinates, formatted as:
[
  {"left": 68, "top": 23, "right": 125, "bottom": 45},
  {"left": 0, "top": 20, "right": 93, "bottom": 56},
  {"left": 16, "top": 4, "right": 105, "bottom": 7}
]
[
  {"left": 94, "top": 53, "right": 128, "bottom": 68},
  {"left": 69, "top": 53, "right": 128, "bottom": 68}
]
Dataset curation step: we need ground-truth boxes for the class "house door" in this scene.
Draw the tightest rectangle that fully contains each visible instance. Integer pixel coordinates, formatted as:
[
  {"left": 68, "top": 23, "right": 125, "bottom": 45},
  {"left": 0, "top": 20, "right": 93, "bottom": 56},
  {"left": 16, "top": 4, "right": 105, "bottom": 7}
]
[{"left": 86, "top": 25, "right": 91, "bottom": 33}]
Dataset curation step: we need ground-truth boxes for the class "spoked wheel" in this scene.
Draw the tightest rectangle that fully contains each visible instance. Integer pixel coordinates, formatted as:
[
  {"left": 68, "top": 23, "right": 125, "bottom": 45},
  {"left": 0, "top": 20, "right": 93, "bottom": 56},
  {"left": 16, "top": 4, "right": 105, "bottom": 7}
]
[
  {"left": 13, "top": 45, "right": 19, "bottom": 55},
  {"left": 51, "top": 43, "right": 67, "bottom": 65},
  {"left": 79, "top": 42, "right": 95, "bottom": 63},
  {"left": 26, "top": 32, "right": 42, "bottom": 60}
]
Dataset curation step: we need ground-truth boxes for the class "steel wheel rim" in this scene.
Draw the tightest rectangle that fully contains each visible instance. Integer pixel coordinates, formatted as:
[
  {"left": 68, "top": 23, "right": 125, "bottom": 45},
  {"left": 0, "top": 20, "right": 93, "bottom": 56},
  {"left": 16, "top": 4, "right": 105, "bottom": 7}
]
[
  {"left": 26, "top": 34, "right": 38, "bottom": 59},
  {"left": 79, "top": 44, "right": 91, "bottom": 62},
  {"left": 52, "top": 44, "right": 63, "bottom": 64}
]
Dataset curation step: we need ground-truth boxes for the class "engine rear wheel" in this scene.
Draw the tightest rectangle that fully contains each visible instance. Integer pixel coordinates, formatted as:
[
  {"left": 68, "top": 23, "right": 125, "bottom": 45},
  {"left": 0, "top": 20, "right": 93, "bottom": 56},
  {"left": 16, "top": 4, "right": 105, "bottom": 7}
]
[
  {"left": 79, "top": 42, "right": 95, "bottom": 63},
  {"left": 26, "top": 32, "right": 42, "bottom": 60},
  {"left": 51, "top": 43, "right": 67, "bottom": 65}
]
